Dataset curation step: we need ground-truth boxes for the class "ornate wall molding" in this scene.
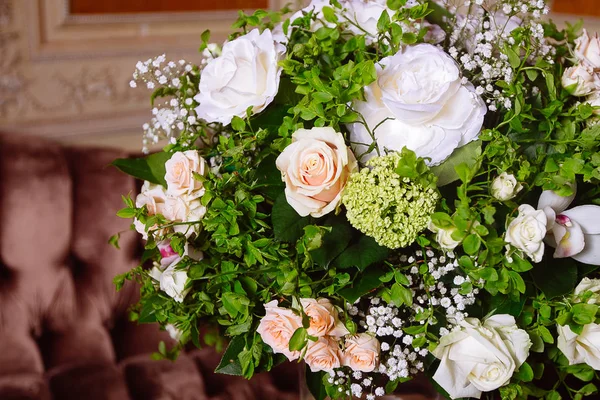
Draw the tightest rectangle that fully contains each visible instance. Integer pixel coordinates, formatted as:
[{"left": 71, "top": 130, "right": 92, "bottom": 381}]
[{"left": 0, "top": 0, "right": 290, "bottom": 149}]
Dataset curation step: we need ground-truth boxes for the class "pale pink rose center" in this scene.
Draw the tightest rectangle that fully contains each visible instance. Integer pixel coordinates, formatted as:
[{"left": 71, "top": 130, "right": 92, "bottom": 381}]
[
  {"left": 173, "top": 162, "right": 189, "bottom": 186},
  {"left": 300, "top": 152, "right": 328, "bottom": 186}
]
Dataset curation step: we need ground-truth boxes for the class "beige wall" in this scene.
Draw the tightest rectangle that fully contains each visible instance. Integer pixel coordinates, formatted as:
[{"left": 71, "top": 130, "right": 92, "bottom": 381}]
[{"left": 0, "top": 1, "right": 598, "bottom": 152}]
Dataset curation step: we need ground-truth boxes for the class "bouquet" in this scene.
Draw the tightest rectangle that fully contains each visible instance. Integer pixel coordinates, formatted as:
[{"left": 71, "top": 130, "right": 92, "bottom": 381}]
[{"left": 111, "top": 0, "right": 600, "bottom": 398}]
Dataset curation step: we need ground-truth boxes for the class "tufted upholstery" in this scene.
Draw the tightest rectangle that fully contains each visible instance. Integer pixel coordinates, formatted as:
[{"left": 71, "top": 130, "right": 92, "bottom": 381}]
[{"left": 0, "top": 133, "right": 300, "bottom": 400}]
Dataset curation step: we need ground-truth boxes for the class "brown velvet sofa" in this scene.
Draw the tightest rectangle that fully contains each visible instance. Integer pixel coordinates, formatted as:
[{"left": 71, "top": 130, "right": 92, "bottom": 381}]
[{"left": 0, "top": 133, "right": 300, "bottom": 400}]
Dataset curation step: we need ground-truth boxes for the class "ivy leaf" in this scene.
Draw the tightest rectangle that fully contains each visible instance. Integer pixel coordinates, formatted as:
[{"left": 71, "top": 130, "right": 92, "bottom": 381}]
[
  {"left": 531, "top": 257, "right": 577, "bottom": 299},
  {"left": 112, "top": 152, "right": 171, "bottom": 186},
  {"left": 337, "top": 267, "right": 386, "bottom": 303},
  {"left": 272, "top": 193, "right": 311, "bottom": 242},
  {"left": 310, "top": 216, "right": 353, "bottom": 268},
  {"left": 215, "top": 336, "right": 245, "bottom": 376},
  {"left": 431, "top": 140, "right": 481, "bottom": 186}
]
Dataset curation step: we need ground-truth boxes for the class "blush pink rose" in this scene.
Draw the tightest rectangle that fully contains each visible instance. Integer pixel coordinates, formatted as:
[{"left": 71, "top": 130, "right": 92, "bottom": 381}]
[
  {"left": 301, "top": 298, "right": 349, "bottom": 338},
  {"left": 342, "top": 333, "right": 380, "bottom": 372},
  {"left": 257, "top": 300, "right": 303, "bottom": 361},
  {"left": 276, "top": 127, "right": 358, "bottom": 218},
  {"left": 305, "top": 337, "right": 342, "bottom": 373},
  {"left": 164, "top": 150, "right": 207, "bottom": 196}
]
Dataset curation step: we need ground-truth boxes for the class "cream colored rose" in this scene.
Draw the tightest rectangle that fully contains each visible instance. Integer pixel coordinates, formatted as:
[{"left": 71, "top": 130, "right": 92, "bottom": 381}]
[
  {"left": 134, "top": 181, "right": 167, "bottom": 239},
  {"left": 428, "top": 222, "right": 461, "bottom": 250},
  {"left": 276, "top": 127, "right": 358, "bottom": 218},
  {"left": 165, "top": 150, "right": 207, "bottom": 196},
  {"left": 587, "top": 93, "right": 600, "bottom": 115},
  {"left": 432, "top": 315, "right": 531, "bottom": 399},
  {"left": 162, "top": 192, "right": 206, "bottom": 237},
  {"left": 194, "top": 29, "right": 285, "bottom": 125},
  {"left": 342, "top": 333, "right": 380, "bottom": 373},
  {"left": 575, "top": 29, "right": 600, "bottom": 69},
  {"left": 562, "top": 65, "right": 599, "bottom": 97},
  {"left": 301, "top": 298, "right": 350, "bottom": 338},
  {"left": 257, "top": 300, "right": 303, "bottom": 361},
  {"left": 558, "top": 323, "right": 600, "bottom": 370},
  {"left": 491, "top": 172, "right": 523, "bottom": 201},
  {"left": 305, "top": 337, "right": 342, "bottom": 373},
  {"left": 166, "top": 324, "right": 183, "bottom": 342},
  {"left": 505, "top": 204, "right": 547, "bottom": 263}
]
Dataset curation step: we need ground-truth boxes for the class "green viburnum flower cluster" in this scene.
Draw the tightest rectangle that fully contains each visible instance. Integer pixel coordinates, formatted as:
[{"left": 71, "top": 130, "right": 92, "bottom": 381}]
[{"left": 343, "top": 149, "right": 439, "bottom": 249}]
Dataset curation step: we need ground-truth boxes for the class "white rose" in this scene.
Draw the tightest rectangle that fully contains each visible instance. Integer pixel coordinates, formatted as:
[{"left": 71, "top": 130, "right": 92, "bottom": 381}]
[
  {"left": 256, "top": 300, "right": 303, "bottom": 361},
  {"left": 558, "top": 323, "right": 600, "bottom": 370},
  {"left": 428, "top": 222, "right": 461, "bottom": 250},
  {"left": 562, "top": 65, "right": 599, "bottom": 97},
  {"left": 491, "top": 172, "right": 523, "bottom": 201},
  {"left": 432, "top": 315, "right": 531, "bottom": 399},
  {"left": 505, "top": 204, "right": 547, "bottom": 263},
  {"left": 161, "top": 192, "right": 206, "bottom": 237},
  {"left": 348, "top": 44, "right": 486, "bottom": 166},
  {"left": 575, "top": 29, "right": 600, "bottom": 69},
  {"left": 276, "top": 127, "right": 358, "bottom": 218},
  {"left": 134, "top": 182, "right": 167, "bottom": 239},
  {"left": 165, "top": 150, "right": 207, "bottom": 196},
  {"left": 150, "top": 257, "right": 190, "bottom": 303},
  {"left": 342, "top": 0, "right": 392, "bottom": 44},
  {"left": 194, "top": 29, "right": 285, "bottom": 125}
]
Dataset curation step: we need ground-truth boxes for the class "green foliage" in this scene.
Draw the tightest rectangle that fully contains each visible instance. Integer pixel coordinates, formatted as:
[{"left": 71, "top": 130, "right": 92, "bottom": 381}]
[{"left": 112, "top": 152, "right": 172, "bottom": 186}]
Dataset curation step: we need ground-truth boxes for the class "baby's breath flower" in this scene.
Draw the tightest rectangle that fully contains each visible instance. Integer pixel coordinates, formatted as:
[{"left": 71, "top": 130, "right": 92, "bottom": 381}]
[{"left": 342, "top": 152, "right": 439, "bottom": 249}]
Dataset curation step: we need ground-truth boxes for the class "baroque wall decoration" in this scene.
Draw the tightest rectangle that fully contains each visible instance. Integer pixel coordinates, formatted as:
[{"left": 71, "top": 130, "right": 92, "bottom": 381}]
[{"left": 0, "top": 0, "right": 289, "bottom": 149}]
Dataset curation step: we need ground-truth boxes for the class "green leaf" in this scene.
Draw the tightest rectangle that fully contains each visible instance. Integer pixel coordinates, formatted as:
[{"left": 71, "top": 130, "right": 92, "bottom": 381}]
[
  {"left": 390, "top": 283, "right": 413, "bottom": 307},
  {"left": 515, "top": 362, "right": 534, "bottom": 382},
  {"left": 231, "top": 116, "right": 246, "bottom": 132},
  {"left": 377, "top": 9, "right": 390, "bottom": 32},
  {"left": 531, "top": 257, "right": 578, "bottom": 299},
  {"left": 333, "top": 235, "right": 389, "bottom": 271},
  {"left": 431, "top": 140, "right": 482, "bottom": 186},
  {"left": 312, "top": 92, "right": 333, "bottom": 103},
  {"left": 337, "top": 267, "right": 386, "bottom": 303},
  {"left": 215, "top": 336, "right": 245, "bottom": 376},
  {"left": 116, "top": 207, "right": 136, "bottom": 218},
  {"left": 112, "top": 152, "right": 171, "bottom": 186},
  {"left": 572, "top": 303, "right": 599, "bottom": 325},
  {"left": 506, "top": 47, "right": 521, "bottom": 69},
  {"left": 310, "top": 216, "right": 353, "bottom": 268},
  {"left": 289, "top": 328, "right": 308, "bottom": 352},
  {"left": 108, "top": 233, "right": 121, "bottom": 249},
  {"left": 463, "top": 234, "right": 481, "bottom": 255},
  {"left": 272, "top": 193, "right": 311, "bottom": 242}
]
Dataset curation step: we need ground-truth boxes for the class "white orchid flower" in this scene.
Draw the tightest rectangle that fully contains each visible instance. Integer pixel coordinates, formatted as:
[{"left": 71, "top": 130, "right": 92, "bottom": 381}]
[{"left": 538, "top": 186, "right": 600, "bottom": 265}]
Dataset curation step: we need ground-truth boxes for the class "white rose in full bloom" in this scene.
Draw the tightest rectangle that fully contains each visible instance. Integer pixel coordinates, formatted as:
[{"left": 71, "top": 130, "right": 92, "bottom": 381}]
[
  {"left": 575, "top": 277, "right": 600, "bottom": 304},
  {"left": 194, "top": 29, "right": 285, "bottom": 125},
  {"left": 150, "top": 257, "right": 191, "bottom": 303},
  {"left": 348, "top": 44, "right": 487, "bottom": 166},
  {"left": 257, "top": 300, "right": 303, "bottom": 361},
  {"left": 432, "top": 315, "right": 531, "bottom": 399},
  {"left": 342, "top": 0, "right": 392, "bottom": 44},
  {"left": 161, "top": 192, "right": 206, "bottom": 237},
  {"left": 165, "top": 150, "right": 207, "bottom": 196},
  {"left": 305, "top": 337, "right": 342, "bottom": 373},
  {"left": 558, "top": 323, "right": 600, "bottom": 370},
  {"left": 575, "top": 29, "right": 600, "bottom": 70},
  {"left": 491, "top": 172, "right": 523, "bottom": 201},
  {"left": 428, "top": 222, "right": 461, "bottom": 250},
  {"left": 301, "top": 298, "right": 349, "bottom": 337},
  {"left": 505, "top": 204, "right": 547, "bottom": 263},
  {"left": 276, "top": 127, "right": 358, "bottom": 218},
  {"left": 342, "top": 334, "right": 380, "bottom": 373},
  {"left": 134, "top": 182, "right": 168, "bottom": 239},
  {"left": 562, "top": 65, "right": 599, "bottom": 97}
]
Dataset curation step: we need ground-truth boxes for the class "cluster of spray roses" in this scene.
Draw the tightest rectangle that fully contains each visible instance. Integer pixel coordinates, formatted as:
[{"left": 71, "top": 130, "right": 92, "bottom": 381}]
[{"left": 257, "top": 299, "right": 380, "bottom": 374}]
